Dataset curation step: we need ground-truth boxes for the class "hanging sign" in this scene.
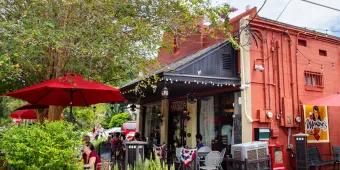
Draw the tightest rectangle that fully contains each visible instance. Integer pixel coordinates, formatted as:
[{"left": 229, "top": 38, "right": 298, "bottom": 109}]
[
  {"left": 170, "top": 101, "right": 186, "bottom": 112},
  {"left": 303, "top": 105, "right": 329, "bottom": 143}
]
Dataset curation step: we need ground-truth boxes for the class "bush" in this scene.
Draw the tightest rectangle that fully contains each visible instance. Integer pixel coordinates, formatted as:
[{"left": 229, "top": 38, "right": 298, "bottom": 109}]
[
  {"left": 112, "top": 156, "right": 174, "bottom": 170},
  {"left": 0, "top": 121, "right": 82, "bottom": 169},
  {"left": 132, "top": 156, "right": 175, "bottom": 170},
  {"left": 109, "top": 112, "right": 131, "bottom": 128}
]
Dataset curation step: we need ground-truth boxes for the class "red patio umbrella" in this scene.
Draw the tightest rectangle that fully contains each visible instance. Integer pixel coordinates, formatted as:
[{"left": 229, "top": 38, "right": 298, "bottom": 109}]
[
  {"left": 305, "top": 93, "right": 340, "bottom": 106},
  {"left": 4, "top": 74, "right": 125, "bottom": 116},
  {"left": 15, "top": 103, "right": 49, "bottom": 110},
  {"left": 9, "top": 109, "right": 37, "bottom": 119}
]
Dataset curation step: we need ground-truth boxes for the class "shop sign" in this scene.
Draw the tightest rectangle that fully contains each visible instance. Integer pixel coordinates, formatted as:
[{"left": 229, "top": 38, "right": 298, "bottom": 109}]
[
  {"left": 170, "top": 101, "right": 187, "bottom": 112},
  {"left": 303, "top": 105, "right": 329, "bottom": 143}
]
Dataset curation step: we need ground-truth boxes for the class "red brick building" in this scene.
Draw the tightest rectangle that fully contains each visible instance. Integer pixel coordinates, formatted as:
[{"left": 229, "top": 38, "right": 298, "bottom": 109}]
[{"left": 123, "top": 8, "right": 340, "bottom": 169}]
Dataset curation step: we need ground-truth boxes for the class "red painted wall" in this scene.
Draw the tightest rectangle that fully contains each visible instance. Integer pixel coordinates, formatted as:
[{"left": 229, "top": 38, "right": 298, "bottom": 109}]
[{"left": 249, "top": 17, "right": 340, "bottom": 169}]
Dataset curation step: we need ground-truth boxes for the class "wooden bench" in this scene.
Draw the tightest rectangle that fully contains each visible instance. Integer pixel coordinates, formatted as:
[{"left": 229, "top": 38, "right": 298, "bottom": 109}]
[{"left": 308, "top": 146, "right": 334, "bottom": 170}]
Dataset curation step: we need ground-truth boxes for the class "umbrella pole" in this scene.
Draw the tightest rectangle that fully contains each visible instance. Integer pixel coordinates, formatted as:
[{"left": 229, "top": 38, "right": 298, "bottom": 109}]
[
  {"left": 69, "top": 90, "right": 75, "bottom": 123},
  {"left": 69, "top": 105, "right": 77, "bottom": 123}
]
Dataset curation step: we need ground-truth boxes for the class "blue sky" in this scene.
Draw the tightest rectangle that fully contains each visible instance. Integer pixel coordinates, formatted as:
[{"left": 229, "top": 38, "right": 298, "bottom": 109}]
[{"left": 213, "top": 0, "right": 340, "bottom": 37}]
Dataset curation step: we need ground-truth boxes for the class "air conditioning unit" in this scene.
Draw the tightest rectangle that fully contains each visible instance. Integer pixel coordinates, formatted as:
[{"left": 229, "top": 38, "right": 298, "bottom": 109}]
[{"left": 231, "top": 141, "right": 269, "bottom": 161}]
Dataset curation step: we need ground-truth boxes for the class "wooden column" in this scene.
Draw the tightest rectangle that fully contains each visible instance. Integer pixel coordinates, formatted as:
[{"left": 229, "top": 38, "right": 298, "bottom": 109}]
[
  {"left": 186, "top": 100, "right": 197, "bottom": 148},
  {"left": 160, "top": 99, "right": 169, "bottom": 144},
  {"left": 136, "top": 105, "right": 143, "bottom": 133}
]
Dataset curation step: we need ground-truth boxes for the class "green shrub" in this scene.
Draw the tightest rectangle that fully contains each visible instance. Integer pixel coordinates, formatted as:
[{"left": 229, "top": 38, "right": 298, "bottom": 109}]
[
  {"left": 0, "top": 121, "right": 82, "bottom": 170},
  {"left": 132, "top": 156, "right": 174, "bottom": 170},
  {"left": 109, "top": 112, "right": 131, "bottom": 128},
  {"left": 111, "top": 156, "right": 174, "bottom": 170}
]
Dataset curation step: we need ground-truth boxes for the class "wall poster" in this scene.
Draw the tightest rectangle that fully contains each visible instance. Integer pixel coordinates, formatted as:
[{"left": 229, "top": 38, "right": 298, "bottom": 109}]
[{"left": 303, "top": 105, "right": 329, "bottom": 143}]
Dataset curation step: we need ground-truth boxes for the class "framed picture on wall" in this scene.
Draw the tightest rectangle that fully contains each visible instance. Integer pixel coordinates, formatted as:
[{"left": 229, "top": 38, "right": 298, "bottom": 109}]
[{"left": 303, "top": 105, "right": 329, "bottom": 143}]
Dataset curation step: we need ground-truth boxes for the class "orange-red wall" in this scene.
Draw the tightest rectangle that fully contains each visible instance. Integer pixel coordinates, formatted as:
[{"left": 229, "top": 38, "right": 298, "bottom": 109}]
[{"left": 249, "top": 18, "right": 340, "bottom": 169}]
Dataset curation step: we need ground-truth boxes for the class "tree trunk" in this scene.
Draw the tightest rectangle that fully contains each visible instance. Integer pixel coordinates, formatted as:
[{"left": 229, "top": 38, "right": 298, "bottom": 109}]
[
  {"left": 47, "top": 48, "right": 66, "bottom": 121},
  {"left": 48, "top": 106, "right": 64, "bottom": 121},
  {"left": 37, "top": 108, "right": 48, "bottom": 123}
]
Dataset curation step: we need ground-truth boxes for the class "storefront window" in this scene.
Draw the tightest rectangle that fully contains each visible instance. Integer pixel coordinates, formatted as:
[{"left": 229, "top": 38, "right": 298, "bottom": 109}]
[
  {"left": 144, "top": 104, "right": 161, "bottom": 145},
  {"left": 199, "top": 93, "right": 234, "bottom": 150}
]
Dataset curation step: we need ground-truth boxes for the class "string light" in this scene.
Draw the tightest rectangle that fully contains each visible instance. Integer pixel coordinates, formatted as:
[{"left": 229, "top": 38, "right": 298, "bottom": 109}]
[
  {"left": 297, "top": 49, "right": 335, "bottom": 71},
  {"left": 121, "top": 79, "right": 241, "bottom": 95}
]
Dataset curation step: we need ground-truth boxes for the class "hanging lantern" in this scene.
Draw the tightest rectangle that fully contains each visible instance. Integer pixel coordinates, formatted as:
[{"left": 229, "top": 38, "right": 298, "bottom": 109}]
[{"left": 161, "top": 86, "right": 169, "bottom": 98}]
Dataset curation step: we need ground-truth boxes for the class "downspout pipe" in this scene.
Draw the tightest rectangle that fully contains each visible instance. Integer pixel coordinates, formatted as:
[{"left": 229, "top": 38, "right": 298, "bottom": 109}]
[
  {"left": 285, "top": 31, "right": 296, "bottom": 124},
  {"left": 295, "top": 32, "right": 303, "bottom": 121}
]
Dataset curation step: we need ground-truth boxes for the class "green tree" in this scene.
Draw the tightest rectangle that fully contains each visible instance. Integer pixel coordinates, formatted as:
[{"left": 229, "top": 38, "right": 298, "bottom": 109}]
[
  {"left": 109, "top": 112, "right": 131, "bottom": 128},
  {"left": 0, "top": 0, "right": 232, "bottom": 93},
  {"left": 102, "top": 103, "right": 127, "bottom": 129},
  {"left": 0, "top": 0, "right": 232, "bottom": 120},
  {"left": 0, "top": 121, "right": 82, "bottom": 169}
]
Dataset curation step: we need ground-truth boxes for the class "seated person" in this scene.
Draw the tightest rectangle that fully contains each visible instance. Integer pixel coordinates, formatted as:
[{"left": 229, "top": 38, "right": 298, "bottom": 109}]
[
  {"left": 83, "top": 143, "right": 101, "bottom": 170},
  {"left": 196, "top": 134, "right": 204, "bottom": 149},
  {"left": 134, "top": 132, "right": 141, "bottom": 141},
  {"left": 111, "top": 132, "right": 124, "bottom": 161}
]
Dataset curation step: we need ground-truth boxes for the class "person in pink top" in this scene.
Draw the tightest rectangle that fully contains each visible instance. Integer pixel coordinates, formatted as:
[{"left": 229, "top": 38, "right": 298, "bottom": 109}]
[{"left": 83, "top": 144, "right": 101, "bottom": 170}]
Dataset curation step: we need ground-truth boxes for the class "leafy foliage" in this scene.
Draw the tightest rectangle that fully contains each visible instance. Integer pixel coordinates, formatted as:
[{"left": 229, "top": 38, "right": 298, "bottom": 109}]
[
  {"left": 0, "top": 0, "right": 232, "bottom": 125},
  {"left": 0, "top": 97, "right": 26, "bottom": 117},
  {"left": 0, "top": 121, "right": 82, "bottom": 169},
  {"left": 0, "top": 0, "right": 232, "bottom": 94},
  {"left": 102, "top": 104, "right": 127, "bottom": 129},
  {"left": 131, "top": 156, "right": 174, "bottom": 170},
  {"left": 62, "top": 104, "right": 108, "bottom": 131},
  {"left": 109, "top": 112, "right": 131, "bottom": 128}
]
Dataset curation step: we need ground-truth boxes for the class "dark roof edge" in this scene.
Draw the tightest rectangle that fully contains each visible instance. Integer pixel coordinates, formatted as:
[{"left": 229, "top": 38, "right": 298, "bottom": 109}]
[
  {"left": 255, "top": 16, "right": 340, "bottom": 41},
  {"left": 121, "top": 40, "right": 229, "bottom": 89}
]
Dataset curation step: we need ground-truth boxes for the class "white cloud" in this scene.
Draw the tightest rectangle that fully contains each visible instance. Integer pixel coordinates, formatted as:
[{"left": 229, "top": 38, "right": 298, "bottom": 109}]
[{"left": 213, "top": 0, "right": 340, "bottom": 36}]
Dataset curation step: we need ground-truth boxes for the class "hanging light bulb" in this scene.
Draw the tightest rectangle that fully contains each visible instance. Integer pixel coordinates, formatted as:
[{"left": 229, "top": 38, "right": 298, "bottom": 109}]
[
  {"left": 308, "top": 60, "right": 311, "bottom": 66},
  {"left": 321, "top": 65, "right": 324, "bottom": 71}
]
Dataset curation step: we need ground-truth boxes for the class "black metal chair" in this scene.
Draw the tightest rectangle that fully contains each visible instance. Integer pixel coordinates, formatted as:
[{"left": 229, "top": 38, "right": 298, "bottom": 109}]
[
  {"left": 307, "top": 146, "right": 334, "bottom": 170},
  {"left": 333, "top": 146, "right": 340, "bottom": 170}
]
